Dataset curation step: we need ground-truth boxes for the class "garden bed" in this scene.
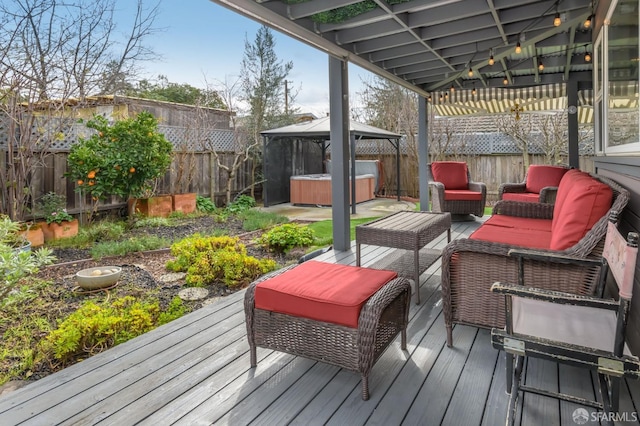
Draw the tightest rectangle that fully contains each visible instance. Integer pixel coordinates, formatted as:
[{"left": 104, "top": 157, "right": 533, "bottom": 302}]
[{"left": 1, "top": 214, "right": 307, "bottom": 390}]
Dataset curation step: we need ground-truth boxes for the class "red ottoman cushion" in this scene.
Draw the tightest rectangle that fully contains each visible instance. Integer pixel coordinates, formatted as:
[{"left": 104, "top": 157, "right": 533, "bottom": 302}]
[{"left": 254, "top": 261, "right": 397, "bottom": 328}]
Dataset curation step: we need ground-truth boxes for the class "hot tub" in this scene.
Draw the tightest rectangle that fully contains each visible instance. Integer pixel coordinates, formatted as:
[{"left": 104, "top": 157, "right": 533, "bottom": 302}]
[{"left": 290, "top": 174, "right": 375, "bottom": 206}]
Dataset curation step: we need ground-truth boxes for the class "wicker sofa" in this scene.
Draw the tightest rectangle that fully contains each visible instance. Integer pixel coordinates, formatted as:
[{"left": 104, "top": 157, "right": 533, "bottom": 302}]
[{"left": 441, "top": 169, "right": 630, "bottom": 347}]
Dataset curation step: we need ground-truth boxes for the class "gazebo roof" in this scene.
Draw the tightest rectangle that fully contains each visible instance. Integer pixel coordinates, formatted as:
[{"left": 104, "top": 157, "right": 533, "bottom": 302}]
[{"left": 261, "top": 116, "right": 402, "bottom": 139}]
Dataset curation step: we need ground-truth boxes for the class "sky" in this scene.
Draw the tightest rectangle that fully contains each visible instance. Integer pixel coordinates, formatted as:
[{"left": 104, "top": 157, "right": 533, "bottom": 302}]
[{"left": 118, "top": 0, "right": 374, "bottom": 117}]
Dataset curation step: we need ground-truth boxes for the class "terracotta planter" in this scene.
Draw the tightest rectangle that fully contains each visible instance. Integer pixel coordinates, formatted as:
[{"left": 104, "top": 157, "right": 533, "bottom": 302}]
[
  {"left": 41, "top": 219, "right": 79, "bottom": 242},
  {"left": 20, "top": 226, "right": 45, "bottom": 247},
  {"left": 172, "top": 193, "right": 197, "bottom": 214},
  {"left": 129, "top": 195, "right": 173, "bottom": 218}
]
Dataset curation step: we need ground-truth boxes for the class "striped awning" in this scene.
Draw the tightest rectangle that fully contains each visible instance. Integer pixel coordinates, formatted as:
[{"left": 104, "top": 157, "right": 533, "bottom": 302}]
[{"left": 431, "top": 83, "right": 595, "bottom": 124}]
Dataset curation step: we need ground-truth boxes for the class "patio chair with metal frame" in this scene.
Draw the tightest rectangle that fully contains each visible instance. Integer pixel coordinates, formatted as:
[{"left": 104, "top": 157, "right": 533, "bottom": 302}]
[{"left": 490, "top": 211, "right": 640, "bottom": 425}]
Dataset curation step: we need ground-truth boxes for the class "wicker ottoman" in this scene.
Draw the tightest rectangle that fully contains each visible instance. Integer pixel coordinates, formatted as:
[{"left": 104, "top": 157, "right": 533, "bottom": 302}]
[{"left": 244, "top": 261, "right": 411, "bottom": 400}]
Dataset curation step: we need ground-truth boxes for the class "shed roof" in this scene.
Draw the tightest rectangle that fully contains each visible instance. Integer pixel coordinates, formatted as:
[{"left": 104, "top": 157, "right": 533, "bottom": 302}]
[{"left": 261, "top": 116, "right": 402, "bottom": 139}]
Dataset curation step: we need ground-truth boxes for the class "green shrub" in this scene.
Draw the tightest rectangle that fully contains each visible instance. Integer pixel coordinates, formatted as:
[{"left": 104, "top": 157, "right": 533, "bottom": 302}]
[
  {"left": 196, "top": 195, "right": 217, "bottom": 213},
  {"left": 167, "top": 234, "right": 277, "bottom": 287},
  {"left": 256, "top": 223, "right": 315, "bottom": 253},
  {"left": 226, "top": 195, "right": 256, "bottom": 214},
  {"left": 166, "top": 234, "right": 243, "bottom": 272},
  {"left": 186, "top": 249, "right": 276, "bottom": 288},
  {"left": 43, "top": 295, "right": 184, "bottom": 362}
]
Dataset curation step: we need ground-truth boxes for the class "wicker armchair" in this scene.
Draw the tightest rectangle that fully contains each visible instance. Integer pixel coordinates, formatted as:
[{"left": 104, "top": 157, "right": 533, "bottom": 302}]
[
  {"left": 441, "top": 174, "right": 630, "bottom": 347},
  {"left": 499, "top": 164, "right": 570, "bottom": 204},
  {"left": 426, "top": 161, "right": 486, "bottom": 217}
]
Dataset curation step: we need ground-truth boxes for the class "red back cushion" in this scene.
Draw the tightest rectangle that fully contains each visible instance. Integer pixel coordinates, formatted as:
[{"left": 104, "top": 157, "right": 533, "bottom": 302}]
[
  {"left": 431, "top": 162, "right": 469, "bottom": 190},
  {"left": 254, "top": 261, "right": 397, "bottom": 328},
  {"left": 525, "top": 165, "right": 569, "bottom": 194},
  {"left": 550, "top": 171, "right": 613, "bottom": 250}
]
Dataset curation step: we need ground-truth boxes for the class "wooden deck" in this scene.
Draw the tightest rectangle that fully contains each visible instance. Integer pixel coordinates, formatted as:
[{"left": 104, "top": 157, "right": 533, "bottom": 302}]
[{"left": 1, "top": 219, "right": 640, "bottom": 425}]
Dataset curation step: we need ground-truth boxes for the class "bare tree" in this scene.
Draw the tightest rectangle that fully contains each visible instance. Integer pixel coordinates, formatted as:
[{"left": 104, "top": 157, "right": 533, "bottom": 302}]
[
  {"left": 495, "top": 112, "right": 536, "bottom": 170},
  {"left": 202, "top": 76, "right": 259, "bottom": 205},
  {"left": 0, "top": 0, "right": 160, "bottom": 220}
]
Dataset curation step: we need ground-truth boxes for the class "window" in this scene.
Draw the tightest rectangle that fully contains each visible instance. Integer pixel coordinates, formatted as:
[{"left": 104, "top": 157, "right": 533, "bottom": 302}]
[{"left": 604, "top": 0, "right": 640, "bottom": 154}]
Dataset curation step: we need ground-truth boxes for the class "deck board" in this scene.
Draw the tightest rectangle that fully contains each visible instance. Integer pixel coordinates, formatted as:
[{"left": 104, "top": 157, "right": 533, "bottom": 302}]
[{"left": 2, "top": 218, "right": 640, "bottom": 426}]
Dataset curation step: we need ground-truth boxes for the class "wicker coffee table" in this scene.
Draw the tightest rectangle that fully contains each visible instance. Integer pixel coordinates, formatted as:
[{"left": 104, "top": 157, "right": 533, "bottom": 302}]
[{"left": 356, "top": 211, "right": 451, "bottom": 304}]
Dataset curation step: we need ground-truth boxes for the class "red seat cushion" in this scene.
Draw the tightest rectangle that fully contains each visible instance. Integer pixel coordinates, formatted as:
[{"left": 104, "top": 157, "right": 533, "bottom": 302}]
[
  {"left": 470, "top": 224, "right": 552, "bottom": 249},
  {"left": 550, "top": 171, "right": 613, "bottom": 250},
  {"left": 444, "top": 190, "right": 483, "bottom": 201},
  {"left": 501, "top": 192, "right": 540, "bottom": 203},
  {"left": 484, "top": 215, "right": 553, "bottom": 232},
  {"left": 254, "top": 261, "right": 398, "bottom": 328},
  {"left": 431, "top": 162, "right": 469, "bottom": 190},
  {"left": 525, "top": 165, "right": 569, "bottom": 194}
]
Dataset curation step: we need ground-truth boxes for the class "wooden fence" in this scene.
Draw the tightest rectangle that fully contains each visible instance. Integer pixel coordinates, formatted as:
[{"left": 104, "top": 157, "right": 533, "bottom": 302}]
[{"left": 4, "top": 150, "right": 256, "bottom": 219}]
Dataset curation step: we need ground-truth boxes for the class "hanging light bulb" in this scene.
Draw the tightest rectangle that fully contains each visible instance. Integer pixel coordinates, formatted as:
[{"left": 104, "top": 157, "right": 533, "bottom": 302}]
[
  {"left": 538, "top": 60, "right": 544, "bottom": 71},
  {"left": 553, "top": 12, "right": 562, "bottom": 27},
  {"left": 472, "top": 85, "right": 477, "bottom": 95},
  {"left": 503, "top": 77, "right": 509, "bottom": 85},
  {"left": 488, "top": 54, "right": 495, "bottom": 66},
  {"left": 585, "top": 51, "right": 592, "bottom": 62},
  {"left": 584, "top": 15, "right": 592, "bottom": 29},
  {"left": 468, "top": 68, "right": 474, "bottom": 77},
  {"left": 515, "top": 42, "right": 522, "bottom": 54},
  {"left": 450, "top": 84, "right": 455, "bottom": 92}
]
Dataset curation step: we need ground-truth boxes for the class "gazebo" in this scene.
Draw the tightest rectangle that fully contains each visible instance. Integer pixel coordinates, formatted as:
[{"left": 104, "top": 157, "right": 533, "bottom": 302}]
[{"left": 261, "top": 116, "right": 402, "bottom": 212}]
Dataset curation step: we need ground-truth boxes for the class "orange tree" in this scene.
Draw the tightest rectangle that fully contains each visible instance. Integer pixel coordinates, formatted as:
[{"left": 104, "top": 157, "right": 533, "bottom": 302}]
[{"left": 66, "top": 111, "right": 173, "bottom": 219}]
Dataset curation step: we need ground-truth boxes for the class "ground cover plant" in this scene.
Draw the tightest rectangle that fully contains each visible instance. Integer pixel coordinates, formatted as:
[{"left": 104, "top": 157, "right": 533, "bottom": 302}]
[{"left": 0, "top": 202, "right": 312, "bottom": 388}]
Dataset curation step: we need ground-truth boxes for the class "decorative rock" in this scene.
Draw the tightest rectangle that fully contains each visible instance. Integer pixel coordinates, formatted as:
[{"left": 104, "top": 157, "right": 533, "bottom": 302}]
[
  {"left": 201, "top": 297, "right": 222, "bottom": 306},
  {"left": 178, "top": 287, "right": 209, "bottom": 301},
  {"left": 158, "top": 272, "right": 186, "bottom": 283}
]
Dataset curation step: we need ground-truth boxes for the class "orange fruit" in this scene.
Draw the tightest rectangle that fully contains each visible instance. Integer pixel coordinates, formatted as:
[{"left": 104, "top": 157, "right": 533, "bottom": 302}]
[
  {"left": 88, "top": 180, "right": 95, "bottom": 186},
  {"left": 87, "top": 170, "right": 96, "bottom": 179},
  {"left": 77, "top": 179, "right": 84, "bottom": 186},
  {"left": 99, "top": 132, "right": 104, "bottom": 137},
  {"left": 114, "top": 165, "right": 121, "bottom": 170},
  {"left": 129, "top": 167, "right": 136, "bottom": 173}
]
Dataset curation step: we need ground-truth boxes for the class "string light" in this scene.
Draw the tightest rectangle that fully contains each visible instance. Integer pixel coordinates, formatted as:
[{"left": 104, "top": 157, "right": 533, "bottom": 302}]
[
  {"left": 585, "top": 51, "right": 592, "bottom": 62},
  {"left": 472, "top": 85, "right": 477, "bottom": 95},
  {"left": 515, "top": 42, "right": 522, "bottom": 54},
  {"left": 553, "top": 12, "right": 561, "bottom": 27},
  {"left": 450, "top": 84, "right": 455, "bottom": 92},
  {"left": 503, "top": 77, "right": 509, "bottom": 85},
  {"left": 468, "top": 68, "right": 474, "bottom": 77},
  {"left": 488, "top": 54, "right": 495, "bottom": 66},
  {"left": 584, "top": 15, "right": 592, "bottom": 29},
  {"left": 538, "top": 60, "right": 544, "bottom": 71}
]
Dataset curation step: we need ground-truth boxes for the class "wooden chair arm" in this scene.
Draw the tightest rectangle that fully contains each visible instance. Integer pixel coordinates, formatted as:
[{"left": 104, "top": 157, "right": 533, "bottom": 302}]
[{"left": 490, "top": 282, "right": 619, "bottom": 310}]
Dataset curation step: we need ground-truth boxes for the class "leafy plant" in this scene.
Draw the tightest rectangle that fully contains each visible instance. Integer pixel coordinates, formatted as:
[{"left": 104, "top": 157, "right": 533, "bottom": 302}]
[
  {"left": 65, "top": 111, "right": 173, "bottom": 219},
  {"left": 196, "top": 195, "right": 217, "bottom": 213},
  {"left": 167, "top": 234, "right": 276, "bottom": 287},
  {"left": 256, "top": 223, "right": 315, "bottom": 253},
  {"left": 226, "top": 195, "right": 256, "bottom": 214},
  {"left": 0, "top": 215, "right": 56, "bottom": 302},
  {"left": 37, "top": 192, "right": 75, "bottom": 224}
]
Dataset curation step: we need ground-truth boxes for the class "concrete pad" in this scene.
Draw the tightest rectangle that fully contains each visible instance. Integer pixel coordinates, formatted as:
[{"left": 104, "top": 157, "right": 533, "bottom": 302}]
[{"left": 259, "top": 197, "right": 417, "bottom": 221}]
